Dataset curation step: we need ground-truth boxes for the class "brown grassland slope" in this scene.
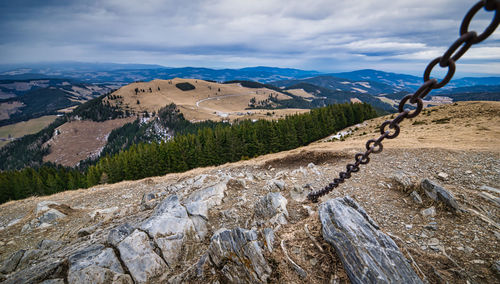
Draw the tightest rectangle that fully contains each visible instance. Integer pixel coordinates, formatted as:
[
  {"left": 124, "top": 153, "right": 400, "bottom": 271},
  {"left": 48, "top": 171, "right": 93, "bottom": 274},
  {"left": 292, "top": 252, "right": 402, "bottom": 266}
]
[
  {"left": 106, "top": 78, "right": 309, "bottom": 121},
  {"left": 0, "top": 101, "right": 498, "bottom": 283},
  {"left": 0, "top": 115, "right": 57, "bottom": 148},
  {"left": 42, "top": 117, "right": 135, "bottom": 167}
]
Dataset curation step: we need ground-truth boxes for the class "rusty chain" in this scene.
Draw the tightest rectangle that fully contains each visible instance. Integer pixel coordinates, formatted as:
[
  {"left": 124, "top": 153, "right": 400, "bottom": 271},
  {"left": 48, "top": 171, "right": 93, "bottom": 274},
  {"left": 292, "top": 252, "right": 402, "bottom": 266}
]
[{"left": 308, "top": 0, "right": 500, "bottom": 203}]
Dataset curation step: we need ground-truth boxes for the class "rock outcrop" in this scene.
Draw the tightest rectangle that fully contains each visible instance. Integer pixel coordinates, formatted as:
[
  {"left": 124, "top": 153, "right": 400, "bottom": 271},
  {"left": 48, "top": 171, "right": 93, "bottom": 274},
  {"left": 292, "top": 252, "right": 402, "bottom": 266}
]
[
  {"left": 319, "top": 196, "right": 423, "bottom": 284},
  {"left": 207, "top": 227, "right": 272, "bottom": 283},
  {"left": 254, "top": 192, "right": 288, "bottom": 225},
  {"left": 421, "top": 178, "right": 461, "bottom": 211}
]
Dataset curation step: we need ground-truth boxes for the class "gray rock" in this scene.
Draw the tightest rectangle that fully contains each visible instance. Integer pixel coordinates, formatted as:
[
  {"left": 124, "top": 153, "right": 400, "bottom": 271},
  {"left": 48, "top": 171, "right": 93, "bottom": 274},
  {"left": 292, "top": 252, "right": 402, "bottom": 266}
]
[
  {"left": 185, "top": 201, "right": 209, "bottom": 220},
  {"left": 142, "top": 192, "right": 157, "bottom": 203},
  {"left": 0, "top": 249, "right": 26, "bottom": 274},
  {"left": 35, "top": 201, "right": 60, "bottom": 215},
  {"left": 480, "top": 185, "right": 500, "bottom": 195},
  {"left": 421, "top": 206, "right": 436, "bottom": 217},
  {"left": 38, "top": 209, "right": 66, "bottom": 224},
  {"left": 263, "top": 228, "right": 274, "bottom": 252},
  {"left": 192, "top": 215, "right": 209, "bottom": 240},
  {"left": 290, "top": 185, "right": 307, "bottom": 202},
  {"left": 254, "top": 192, "right": 288, "bottom": 225},
  {"left": 68, "top": 244, "right": 132, "bottom": 284},
  {"left": 437, "top": 172, "right": 449, "bottom": 181},
  {"left": 186, "top": 181, "right": 227, "bottom": 208},
  {"left": 493, "top": 260, "right": 500, "bottom": 275},
  {"left": 141, "top": 192, "right": 158, "bottom": 210},
  {"left": 274, "top": 180, "right": 285, "bottom": 191},
  {"left": 2, "top": 258, "right": 66, "bottom": 284},
  {"left": 390, "top": 171, "right": 413, "bottom": 191},
  {"left": 425, "top": 223, "right": 438, "bottom": 231},
  {"left": 410, "top": 191, "right": 423, "bottom": 204},
  {"left": 37, "top": 239, "right": 62, "bottom": 251},
  {"left": 40, "top": 279, "right": 65, "bottom": 284},
  {"left": 421, "top": 179, "right": 461, "bottom": 211},
  {"left": 107, "top": 223, "right": 134, "bottom": 247},
  {"left": 77, "top": 223, "right": 100, "bottom": 237},
  {"left": 118, "top": 230, "right": 168, "bottom": 283},
  {"left": 140, "top": 195, "right": 199, "bottom": 266},
  {"left": 319, "top": 196, "right": 423, "bottom": 284},
  {"left": 208, "top": 227, "right": 271, "bottom": 283},
  {"left": 17, "top": 249, "right": 44, "bottom": 270}
]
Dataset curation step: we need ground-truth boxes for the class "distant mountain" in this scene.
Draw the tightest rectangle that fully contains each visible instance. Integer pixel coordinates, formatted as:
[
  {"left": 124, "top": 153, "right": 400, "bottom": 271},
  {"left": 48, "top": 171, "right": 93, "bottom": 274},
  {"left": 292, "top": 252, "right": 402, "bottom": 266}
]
[
  {"left": 1, "top": 65, "right": 499, "bottom": 92},
  {"left": 0, "top": 79, "right": 113, "bottom": 126},
  {"left": 328, "top": 69, "right": 500, "bottom": 92},
  {"left": 271, "top": 75, "right": 399, "bottom": 95},
  {"left": 0, "top": 62, "right": 165, "bottom": 74},
  {"left": 0, "top": 66, "right": 320, "bottom": 84}
]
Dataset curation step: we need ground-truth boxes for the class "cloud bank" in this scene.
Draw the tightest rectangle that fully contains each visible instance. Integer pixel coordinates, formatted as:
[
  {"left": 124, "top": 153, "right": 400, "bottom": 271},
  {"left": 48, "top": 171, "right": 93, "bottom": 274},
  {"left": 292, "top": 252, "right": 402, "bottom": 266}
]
[{"left": 0, "top": 0, "right": 498, "bottom": 75}]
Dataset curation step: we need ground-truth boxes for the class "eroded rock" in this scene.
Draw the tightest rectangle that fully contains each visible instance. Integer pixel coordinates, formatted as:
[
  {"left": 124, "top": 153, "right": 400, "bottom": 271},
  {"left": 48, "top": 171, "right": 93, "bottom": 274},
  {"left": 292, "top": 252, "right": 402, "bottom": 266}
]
[
  {"left": 254, "top": 192, "right": 288, "bottom": 225},
  {"left": 319, "top": 196, "right": 423, "bottom": 284},
  {"left": 208, "top": 227, "right": 271, "bottom": 283},
  {"left": 140, "top": 195, "right": 198, "bottom": 267},
  {"left": 0, "top": 249, "right": 25, "bottom": 274},
  {"left": 421, "top": 179, "right": 461, "bottom": 211},
  {"left": 68, "top": 244, "right": 132, "bottom": 284},
  {"left": 118, "top": 230, "right": 167, "bottom": 283},
  {"left": 107, "top": 223, "right": 134, "bottom": 247}
]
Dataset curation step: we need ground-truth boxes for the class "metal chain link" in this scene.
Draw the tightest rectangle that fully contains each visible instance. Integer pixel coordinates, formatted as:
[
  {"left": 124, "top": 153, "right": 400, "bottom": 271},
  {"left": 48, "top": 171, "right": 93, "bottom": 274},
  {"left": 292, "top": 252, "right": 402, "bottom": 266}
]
[{"left": 308, "top": 0, "right": 500, "bottom": 203}]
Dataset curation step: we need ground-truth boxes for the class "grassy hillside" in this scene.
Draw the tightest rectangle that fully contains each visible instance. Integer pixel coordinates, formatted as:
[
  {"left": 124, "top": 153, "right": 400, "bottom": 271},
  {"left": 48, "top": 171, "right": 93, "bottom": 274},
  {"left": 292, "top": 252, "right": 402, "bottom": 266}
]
[{"left": 0, "top": 115, "right": 57, "bottom": 148}]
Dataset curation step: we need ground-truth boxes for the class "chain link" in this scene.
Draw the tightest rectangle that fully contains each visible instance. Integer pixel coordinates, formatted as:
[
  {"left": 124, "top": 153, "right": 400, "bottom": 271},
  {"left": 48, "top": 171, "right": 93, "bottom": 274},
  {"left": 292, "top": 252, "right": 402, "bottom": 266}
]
[{"left": 308, "top": 0, "right": 500, "bottom": 203}]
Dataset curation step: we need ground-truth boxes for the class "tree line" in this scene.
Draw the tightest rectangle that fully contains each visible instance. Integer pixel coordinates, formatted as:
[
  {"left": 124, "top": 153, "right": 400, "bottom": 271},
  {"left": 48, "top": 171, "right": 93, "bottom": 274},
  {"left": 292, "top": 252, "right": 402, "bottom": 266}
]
[{"left": 0, "top": 103, "right": 377, "bottom": 204}]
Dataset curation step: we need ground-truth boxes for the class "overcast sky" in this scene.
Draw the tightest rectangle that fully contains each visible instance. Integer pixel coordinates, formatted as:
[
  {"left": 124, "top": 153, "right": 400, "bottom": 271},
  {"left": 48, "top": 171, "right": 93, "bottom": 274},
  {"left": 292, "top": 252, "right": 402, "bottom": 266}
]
[{"left": 0, "top": 0, "right": 499, "bottom": 76}]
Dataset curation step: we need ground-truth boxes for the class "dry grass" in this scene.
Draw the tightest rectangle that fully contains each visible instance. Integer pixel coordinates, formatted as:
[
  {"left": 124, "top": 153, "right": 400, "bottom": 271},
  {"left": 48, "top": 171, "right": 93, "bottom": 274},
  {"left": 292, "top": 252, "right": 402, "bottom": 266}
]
[
  {"left": 0, "top": 115, "right": 57, "bottom": 148},
  {"left": 42, "top": 117, "right": 134, "bottom": 167},
  {"left": 106, "top": 78, "right": 308, "bottom": 121}
]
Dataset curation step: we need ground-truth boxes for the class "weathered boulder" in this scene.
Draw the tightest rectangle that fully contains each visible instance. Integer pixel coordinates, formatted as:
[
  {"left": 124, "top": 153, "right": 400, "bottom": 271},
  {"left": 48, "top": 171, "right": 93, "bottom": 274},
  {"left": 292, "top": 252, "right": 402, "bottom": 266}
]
[
  {"left": 17, "top": 249, "right": 44, "bottom": 270},
  {"left": 410, "top": 191, "right": 423, "bottom": 204},
  {"left": 107, "top": 223, "right": 134, "bottom": 247},
  {"left": 118, "top": 230, "right": 168, "bottom": 283},
  {"left": 185, "top": 181, "right": 227, "bottom": 208},
  {"left": 208, "top": 227, "right": 271, "bottom": 283},
  {"left": 37, "top": 239, "right": 62, "bottom": 251},
  {"left": 319, "top": 196, "right": 423, "bottom": 284},
  {"left": 140, "top": 194, "right": 198, "bottom": 267},
  {"left": 141, "top": 192, "right": 158, "bottom": 210},
  {"left": 254, "top": 192, "right": 288, "bottom": 225},
  {"left": 421, "top": 179, "right": 461, "bottom": 211},
  {"left": 0, "top": 249, "right": 25, "bottom": 274},
  {"left": 290, "top": 185, "right": 307, "bottom": 202},
  {"left": 35, "top": 201, "right": 60, "bottom": 215},
  {"left": 1, "top": 258, "right": 66, "bottom": 284},
  {"left": 262, "top": 228, "right": 275, "bottom": 252},
  {"left": 390, "top": 171, "right": 413, "bottom": 191},
  {"left": 67, "top": 244, "right": 132, "bottom": 284}
]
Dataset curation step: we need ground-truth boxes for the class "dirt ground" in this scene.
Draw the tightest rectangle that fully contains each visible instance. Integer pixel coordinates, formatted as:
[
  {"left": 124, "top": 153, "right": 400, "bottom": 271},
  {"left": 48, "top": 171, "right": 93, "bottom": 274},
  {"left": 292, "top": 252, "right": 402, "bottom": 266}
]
[{"left": 0, "top": 101, "right": 499, "bottom": 283}]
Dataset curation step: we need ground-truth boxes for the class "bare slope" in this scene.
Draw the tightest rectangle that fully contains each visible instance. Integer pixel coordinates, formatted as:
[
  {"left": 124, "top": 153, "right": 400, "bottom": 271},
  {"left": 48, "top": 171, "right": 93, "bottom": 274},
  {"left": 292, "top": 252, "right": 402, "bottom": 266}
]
[
  {"left": 0, "top": 101, "right": 498, "bottom": 283},
  {"left": 42, "top": 117, "right": 135, "bottom": 167}
]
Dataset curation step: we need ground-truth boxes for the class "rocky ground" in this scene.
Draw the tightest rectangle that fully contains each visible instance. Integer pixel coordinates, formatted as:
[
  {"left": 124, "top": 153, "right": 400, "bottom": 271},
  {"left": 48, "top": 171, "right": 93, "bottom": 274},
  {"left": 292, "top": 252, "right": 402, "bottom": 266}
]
[{"left": 0, "top": 101, "right": 498, "bottom": 283}]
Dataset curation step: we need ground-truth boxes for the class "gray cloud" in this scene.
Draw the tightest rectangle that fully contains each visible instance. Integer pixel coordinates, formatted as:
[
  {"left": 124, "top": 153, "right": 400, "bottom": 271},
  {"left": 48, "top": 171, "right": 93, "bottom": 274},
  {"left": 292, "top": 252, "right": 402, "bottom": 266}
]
[{"left": 0, "top": 0, "right": 498, "bottom": 75}]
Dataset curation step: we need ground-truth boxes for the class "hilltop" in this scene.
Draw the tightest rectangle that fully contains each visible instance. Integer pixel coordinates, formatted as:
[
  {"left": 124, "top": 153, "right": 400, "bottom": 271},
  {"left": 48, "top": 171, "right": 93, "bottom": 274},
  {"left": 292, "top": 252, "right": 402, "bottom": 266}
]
[
  {"left": 0, "top": 101, "right": 498, "bottom": 283},
  {"left": 106, "top": 78, "right": 307, "bottom": 122}
]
